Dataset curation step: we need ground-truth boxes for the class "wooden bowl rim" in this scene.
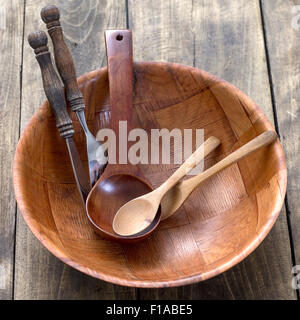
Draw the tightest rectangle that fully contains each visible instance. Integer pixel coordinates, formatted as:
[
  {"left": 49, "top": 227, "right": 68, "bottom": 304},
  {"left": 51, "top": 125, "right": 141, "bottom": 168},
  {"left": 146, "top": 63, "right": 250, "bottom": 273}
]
[{"left": 13, "top": 61, "right": 287, "bottom": 288}]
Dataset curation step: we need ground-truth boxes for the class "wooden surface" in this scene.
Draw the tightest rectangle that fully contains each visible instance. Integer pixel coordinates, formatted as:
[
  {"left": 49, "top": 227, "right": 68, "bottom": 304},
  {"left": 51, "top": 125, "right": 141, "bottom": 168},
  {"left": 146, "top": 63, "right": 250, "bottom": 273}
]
[
  {"left": 261, "top": 0, "right": 300, "bottom": 270},
  {"left": 0, "top": 0, "right": 24, "bottom": 300},
  {"left": 0, "top": 0, "right": 298, "bottom": 299}
]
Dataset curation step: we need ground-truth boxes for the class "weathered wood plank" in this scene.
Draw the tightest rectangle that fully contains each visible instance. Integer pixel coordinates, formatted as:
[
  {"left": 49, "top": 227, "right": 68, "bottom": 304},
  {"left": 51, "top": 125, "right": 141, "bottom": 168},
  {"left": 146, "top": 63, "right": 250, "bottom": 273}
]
[
  {"left": 14, "top": 0, "right": 136, "bottom": 299},
  {"left": 261, "top": 0, "right": 300, "bottom": 277},
  {"left": 0, "top": 0, "right": 24, "bottom": 300},
  {"left": 129, "top": 0, "right": 295, "bottom": 299}
]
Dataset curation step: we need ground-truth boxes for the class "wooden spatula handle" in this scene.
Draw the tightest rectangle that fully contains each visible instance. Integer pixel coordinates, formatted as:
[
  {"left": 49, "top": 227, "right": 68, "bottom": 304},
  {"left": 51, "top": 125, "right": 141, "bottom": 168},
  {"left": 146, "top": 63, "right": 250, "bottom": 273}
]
[
  {"left": 41, "top": 5, "right": 85, "bottom": 112},
  {"left": 28, "top": 31, "right": 74, "bottom": 139},
  {"left": 157, "top": 136, "right": 221, "bottom": 195},
  {"left": 184, "top": 130, "right": 277, "bottom": 194}
]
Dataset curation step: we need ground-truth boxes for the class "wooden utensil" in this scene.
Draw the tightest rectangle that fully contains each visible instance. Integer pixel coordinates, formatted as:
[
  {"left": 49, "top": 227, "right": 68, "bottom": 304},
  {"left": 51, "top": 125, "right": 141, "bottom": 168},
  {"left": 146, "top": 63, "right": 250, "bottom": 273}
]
[
  {"left": 41, "top": 5, "right": 107, "bottom": 186},
  {"left": 85, "top": 29, "right": 158, "bottom": 242},
  {"left": 112, "top": 136, "right": 221, "bottom": 236},
  {"left": 161, "top": 130, "right": 277, "bottom": 220},
  {"left": 27, "top": 31, "right": 90, "bottom": 203}
]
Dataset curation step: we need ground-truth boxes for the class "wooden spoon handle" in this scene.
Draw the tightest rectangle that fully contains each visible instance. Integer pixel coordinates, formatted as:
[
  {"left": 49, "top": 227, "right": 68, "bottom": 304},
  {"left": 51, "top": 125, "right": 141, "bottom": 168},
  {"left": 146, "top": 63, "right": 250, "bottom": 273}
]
[
  {"left": 28, "top": 31, "right": 74, "bottom": 139},
  {"left": 182, "top": 130, "right": 277, "bottom": 195},
  {"left": 41, "top": 5, "right": 85, "bottom": 112},
  {"left": 158, "top": 136, "right": 221, "bottom": 195}
]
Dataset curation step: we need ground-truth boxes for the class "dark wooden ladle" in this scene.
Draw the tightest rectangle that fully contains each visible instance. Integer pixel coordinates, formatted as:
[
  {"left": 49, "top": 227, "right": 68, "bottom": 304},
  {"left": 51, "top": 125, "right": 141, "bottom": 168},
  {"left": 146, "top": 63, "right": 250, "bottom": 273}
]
[{"left": 85, "top": 30, "right": 159, "bottom": 242}]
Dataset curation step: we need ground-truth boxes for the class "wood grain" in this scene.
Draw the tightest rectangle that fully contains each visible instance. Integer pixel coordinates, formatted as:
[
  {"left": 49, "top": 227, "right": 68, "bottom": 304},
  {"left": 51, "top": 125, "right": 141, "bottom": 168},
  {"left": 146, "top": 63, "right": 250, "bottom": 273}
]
[
  {"left": 0, "top": 0, "right": 24, "bottom": 300},
  {"left": 15, "top": 0, "right": 136, "bottom": 300},
  {"left": 261, "top": 0, "right": 300, "bottom": 271},
  {"left": 129, "top": 0, "right": 295, "bottom": 299}
]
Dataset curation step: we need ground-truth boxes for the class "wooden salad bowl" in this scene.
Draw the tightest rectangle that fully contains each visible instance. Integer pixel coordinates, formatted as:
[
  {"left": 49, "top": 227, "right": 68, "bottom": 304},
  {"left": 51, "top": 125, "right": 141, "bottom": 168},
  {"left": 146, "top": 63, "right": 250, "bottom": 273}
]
[{"left": 13, "top": 62, "right": 287, "bottom": 288}]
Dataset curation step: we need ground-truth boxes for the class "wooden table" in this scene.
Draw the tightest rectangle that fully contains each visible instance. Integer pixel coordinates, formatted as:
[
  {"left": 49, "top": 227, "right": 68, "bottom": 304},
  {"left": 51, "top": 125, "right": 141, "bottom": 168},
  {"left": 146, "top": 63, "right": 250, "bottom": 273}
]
[{"left": 1, "top": 0, "right": 299, "bottom": 300}]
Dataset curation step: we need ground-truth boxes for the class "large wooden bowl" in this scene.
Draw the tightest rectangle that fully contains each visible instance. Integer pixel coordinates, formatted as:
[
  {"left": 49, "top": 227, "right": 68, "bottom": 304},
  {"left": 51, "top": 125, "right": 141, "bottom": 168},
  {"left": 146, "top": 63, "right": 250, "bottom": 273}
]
[{"left": 13, "top": 62, "right": 287, "bottom": 287}]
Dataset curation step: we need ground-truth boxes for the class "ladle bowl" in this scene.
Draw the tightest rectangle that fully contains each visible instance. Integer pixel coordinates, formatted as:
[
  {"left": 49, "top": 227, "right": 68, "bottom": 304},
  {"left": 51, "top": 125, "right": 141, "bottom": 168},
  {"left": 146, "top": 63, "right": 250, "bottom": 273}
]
[
  {"left": 13, "top": 62, "right": 287, "bottom": 288},
  {"left": 86, "top": 173, "right": 161, "bottom": 242}
]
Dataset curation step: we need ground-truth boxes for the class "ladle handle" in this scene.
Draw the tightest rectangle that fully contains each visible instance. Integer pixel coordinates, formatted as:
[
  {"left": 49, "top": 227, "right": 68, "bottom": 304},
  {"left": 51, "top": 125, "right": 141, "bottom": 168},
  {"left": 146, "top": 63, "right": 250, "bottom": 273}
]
[
  {"left": 182, "top": 130, "right": 277, "bottom": 195},
  {"left": 28, "top": 31, "right": 74, "bottom": 139},
  {"left": 158, "top": 136, "right": 221, "bottom": 195},
  {"left": 41, "top": 5, "right": 85, "bottom": 112},
  {"left": 105, "top": 29, "right": 134, "bottom": 135}
]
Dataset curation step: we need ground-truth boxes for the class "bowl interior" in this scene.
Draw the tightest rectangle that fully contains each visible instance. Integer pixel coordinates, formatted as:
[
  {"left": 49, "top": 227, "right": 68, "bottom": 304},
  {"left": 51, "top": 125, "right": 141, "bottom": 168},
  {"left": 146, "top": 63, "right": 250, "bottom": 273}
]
[{"left": 14, "top": 62, "right": 287, "bottom": 287}]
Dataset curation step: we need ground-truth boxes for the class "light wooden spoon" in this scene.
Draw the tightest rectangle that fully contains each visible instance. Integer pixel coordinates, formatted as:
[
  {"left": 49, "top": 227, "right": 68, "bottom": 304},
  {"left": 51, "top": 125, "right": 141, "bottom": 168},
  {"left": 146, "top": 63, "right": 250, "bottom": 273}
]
[
  {"left": 112, "top": 136, "right": 221, "bottom": 236},
  {"left": 161, "top": 130, "right": 277, "bottom": 220}
]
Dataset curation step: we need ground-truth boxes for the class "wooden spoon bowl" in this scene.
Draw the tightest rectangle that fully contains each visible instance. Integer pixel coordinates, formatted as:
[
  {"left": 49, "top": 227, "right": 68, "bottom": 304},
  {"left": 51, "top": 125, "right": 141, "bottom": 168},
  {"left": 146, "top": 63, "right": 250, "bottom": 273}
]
[
  {"left": 13, "top": 62, "right": 287, "bottom": 288},
  {"left": 86, "top": 173, "right": 161, "bottom": 242}
]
